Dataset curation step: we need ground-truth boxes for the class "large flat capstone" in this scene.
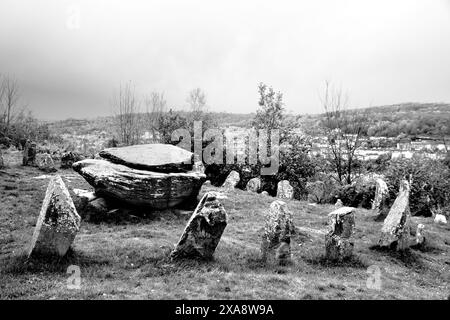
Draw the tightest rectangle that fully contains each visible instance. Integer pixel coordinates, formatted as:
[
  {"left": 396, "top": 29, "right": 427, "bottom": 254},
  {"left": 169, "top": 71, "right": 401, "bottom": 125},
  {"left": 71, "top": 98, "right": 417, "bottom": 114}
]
[
  {"left": 99, "top": 143, "right": 194, "bottom": 173},
  {"left": 73, "top": 159, "right": 205, "bottom": 209}
]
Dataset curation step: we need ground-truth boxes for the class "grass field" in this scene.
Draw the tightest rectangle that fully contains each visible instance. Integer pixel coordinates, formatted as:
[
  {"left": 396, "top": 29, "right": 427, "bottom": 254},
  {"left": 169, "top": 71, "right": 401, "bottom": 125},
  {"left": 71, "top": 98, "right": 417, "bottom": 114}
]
[{"left": 0, "top": 150, "right": 449, "bottom": 300}]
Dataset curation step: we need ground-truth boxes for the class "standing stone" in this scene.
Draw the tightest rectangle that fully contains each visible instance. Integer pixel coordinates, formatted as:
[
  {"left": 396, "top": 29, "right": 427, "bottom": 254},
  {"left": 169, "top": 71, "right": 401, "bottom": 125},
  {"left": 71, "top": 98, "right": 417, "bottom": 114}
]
[
  {"left": 415, "top": 224, "right": 426, "bottom": 247},
  {"left": 171, "top": 192, "right": 227, "bottom": 260},
  {"left": 378, "top": 180, "right": 411, "bottom": 250},
  {"left": 261, "top": 200, "right": 295, "bottom": 265},
  {"left": 372, "top": 178, "right": 389, "bottom": 213},
  {"left": 335, "top": 199, "right": 343, "bottom": 208},
  {"left": 276, "top": 180, "right": 294, "bottom": 199},
  {"left": 37, "top": 153, "right": 57, "bottom": 173},
  {"left": 246, "top": 177, "right": 261, "bottom": 193},
  {"left": 222, "top": 170, "right": 240, "bottom": 189},
  {"left": 325, "top": 206, "right": 355, "bottom": 261},
  {"left": 0, "top": 149, "right": 4, "bottom": 169},
  {"left": 28, "top": 175, "right": 81, "bottom": 257},
  {"left": 306, "top": 181, "right": 326, "bottom": 203},
  {"left": 22, "top": 140, "right": 30, "bottom": 166}
]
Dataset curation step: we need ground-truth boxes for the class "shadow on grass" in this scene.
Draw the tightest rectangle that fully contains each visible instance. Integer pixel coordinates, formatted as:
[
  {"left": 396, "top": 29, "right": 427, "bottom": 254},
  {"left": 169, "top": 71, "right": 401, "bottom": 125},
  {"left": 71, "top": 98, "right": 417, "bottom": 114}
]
[
  {"left": 304, "top": 254, "right": 369, "bottom": 269},
  {"left": 0, "top": 248, "right": 111, "bottom": 275},
  {"left": 369, "top": 245, "right": 426, "bottom": 270}
]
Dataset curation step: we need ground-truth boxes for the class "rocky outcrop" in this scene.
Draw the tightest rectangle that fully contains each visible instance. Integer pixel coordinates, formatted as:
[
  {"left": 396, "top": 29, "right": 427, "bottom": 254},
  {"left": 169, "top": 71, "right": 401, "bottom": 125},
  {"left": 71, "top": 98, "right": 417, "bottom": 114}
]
[
  {"left": 37, "top": 153, "right": 57, "bottom": 173},
  {"left": 325, "top": 206, "right": 355, "bottom": 261},
  {"left": 306, "top": 181, "right": 325, "bottom": 203},
  {"left": 261, "top": 200, "right": 295, "bottom": 265},
  {"left": 99, "top": 144, "right": 194, "bottom": 173},
  {"left": 372, "top": 178, "right": 389, "bottom": 213},
  {"left": 73, "top": 159, "right": 205, "bottom": 209},
  {"left": 171, "top": 192, "right": 227, "bottom": 260},
  {"left": 61, "top": 151, "right": 84, "bottom": 169},
  {"left": 28, "top": 175, "right": 81, "bottom": 257},
  {"left": 276, "top": 180, "right": 294, "bottom": 200},
  {"left": 246, "top": 177, "right": 261, "bottom": 193},
  {"left": 379, "top": 180, "right": 411, "bottom": 250},
  {"left": 222, "top": 170, "right": 240, "bottom": 189}
]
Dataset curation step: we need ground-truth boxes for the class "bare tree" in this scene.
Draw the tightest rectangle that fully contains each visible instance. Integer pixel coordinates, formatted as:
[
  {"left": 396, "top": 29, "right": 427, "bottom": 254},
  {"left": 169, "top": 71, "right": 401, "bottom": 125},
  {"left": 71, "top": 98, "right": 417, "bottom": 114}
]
[
  {"left": 0, "top": 75, "right": 23, "bottom": 136},
  {"left": 187, "top": 88, "right": 207, "bottom": 121},
  {"left": 321, "top": 80, "right": 368, "bottom": 185},
  {"left": 112, "top": 82, "right": 142, "bottom": 146},
  {"left": 144, "top": 91, "right": 166, "bottom": 142}
]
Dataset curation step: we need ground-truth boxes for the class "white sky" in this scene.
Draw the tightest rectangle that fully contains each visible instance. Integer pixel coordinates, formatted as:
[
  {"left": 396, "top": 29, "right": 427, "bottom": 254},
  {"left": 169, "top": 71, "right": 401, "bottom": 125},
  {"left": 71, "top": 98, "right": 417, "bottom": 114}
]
[{"left": 1, "top": 0, "right": 450, "bottom": 119}]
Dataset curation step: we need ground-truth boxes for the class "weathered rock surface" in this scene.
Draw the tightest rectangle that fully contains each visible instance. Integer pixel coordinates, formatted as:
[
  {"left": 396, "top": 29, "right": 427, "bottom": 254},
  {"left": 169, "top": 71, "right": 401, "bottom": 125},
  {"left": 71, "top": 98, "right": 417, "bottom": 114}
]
[
  {"left": 222, "top": 170, "right": 240, "bottom": 189},
  {"left": 73, "top": 159, "right": 205, "bottom": 209},
  {"left": 28, "top": 175, "right": 81, "bottom": 257},
  {"left": 171, "top": 191, "right": 227, "bottom": 259},
  {"left": 306, "top": 181, "right": 325, "bottom": 203},
  {"left": 37, "top": 153, "right": 57, "bottom": 173},
  {"left": 261, "top": 200, "right": 295, "bottom": 265},
  {"left": 325, "top": 206, "right": 355, "bottom": 261},
  {"left": 61, "top": 151, "right": 84, "bottom": 169},
  {"left": 372, "top": 178, "right": 389, "bottom": 213},
  {"left": 276, "top": 180, "right": 294, "bottom": 200},
  {"left": 246, "top": 177, "right": 261, "bottom": 193},
  {"left": 99, "top": 143, "right": 194, "bottom": 173},
  {"left": 379, "top": 180, "right": 411, "bottom": 250}
]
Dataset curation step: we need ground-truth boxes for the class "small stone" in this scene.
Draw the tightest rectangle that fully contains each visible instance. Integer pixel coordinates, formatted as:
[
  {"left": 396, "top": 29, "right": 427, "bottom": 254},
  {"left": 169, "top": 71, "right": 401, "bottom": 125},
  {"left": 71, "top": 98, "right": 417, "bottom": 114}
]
[
  {"left": 171, "top": 191, "right": 227, "bottom": 260},
  {"left": 325, "top": 206, "right": 355, "bottom": 261},
  {"left": 28, "top": 175, "right": 81, "bottom": 257},
  {"left": 246, "top": 177, "right": 261, "bottom": 193},
  {"left": 379, "top": 180, "right": 411, "bottom": 251},
  {"left": 335, "top": 199, "right": 343, "bottom": 208},
  {"left": 61, "top": 151, "right": 84, "bottom": 169},
  {"left": 434, "top": 214, "right": 447, "bottom": 224},
  {"left": 222, "top": 170, "right": 240, "bottom": 189},
  {"left": 415, "top": 224, "right": 426, "bottom": 246},
  {"left": 261, "top": 200, "right": 295, "bottom": 265},
  {"left": 276, "top": 180, "right": 294, "bottom": 199},
  {"left": 261, "top": 191, "right": 269, "bottom": 196},
  {"left": 0, "top": 149, "right": 4, "bottom": 169}
]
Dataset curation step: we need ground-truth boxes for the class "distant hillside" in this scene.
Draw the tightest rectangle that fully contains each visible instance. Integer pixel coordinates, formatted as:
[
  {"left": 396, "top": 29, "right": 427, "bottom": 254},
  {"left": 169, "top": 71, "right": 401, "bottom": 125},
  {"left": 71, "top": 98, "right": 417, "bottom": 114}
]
[{"left": 297, "top": 103, "right": 450, "bottom": 139}]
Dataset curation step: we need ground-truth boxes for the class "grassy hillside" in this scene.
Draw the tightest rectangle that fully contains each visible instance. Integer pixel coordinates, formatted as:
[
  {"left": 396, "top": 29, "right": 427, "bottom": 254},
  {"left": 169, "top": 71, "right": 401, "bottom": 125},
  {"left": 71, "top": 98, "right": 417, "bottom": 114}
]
[{"left": 0, "top": 151, "right": 449, "bottom": 299}]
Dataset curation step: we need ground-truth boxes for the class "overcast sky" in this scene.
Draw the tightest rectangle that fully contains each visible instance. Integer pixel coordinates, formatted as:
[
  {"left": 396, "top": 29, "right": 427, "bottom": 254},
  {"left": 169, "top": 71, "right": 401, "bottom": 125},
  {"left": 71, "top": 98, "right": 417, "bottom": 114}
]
[{"left": 1, "top": 0, "right": 450, "bottom": 120}]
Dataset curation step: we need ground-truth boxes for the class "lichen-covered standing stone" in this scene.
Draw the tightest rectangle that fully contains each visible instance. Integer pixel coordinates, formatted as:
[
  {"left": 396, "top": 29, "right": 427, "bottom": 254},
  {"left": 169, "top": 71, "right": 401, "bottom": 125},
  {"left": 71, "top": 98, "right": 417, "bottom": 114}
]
[
  {"left": 372, "top": 178, "right": 389, "bottom": 213},
  {"left": 171, "top": 192, "right": 227, "bottom": 260},
  {"left": 246, "top": 177, "right": 261, "bottom": 193},
  {"left": 325, "top": 206, "right": 355, "bottom": 261},
  {"left": 378, "top": 180, "right": 411, "bottom": 250},
  {"left": 222, "top": 170, "right": 240, "bottom": 189},
  {"left": 37, "top": 153, "right": 57, "bottom": 173},
  {"left": 261, "top": 200, "right": 295, "bottom": 265},
  {"left": 28, "top": 175, "right": 81, "bottom": 257},
  {"left": 276, "top": 180, "right": 294, "bottom": 200}
]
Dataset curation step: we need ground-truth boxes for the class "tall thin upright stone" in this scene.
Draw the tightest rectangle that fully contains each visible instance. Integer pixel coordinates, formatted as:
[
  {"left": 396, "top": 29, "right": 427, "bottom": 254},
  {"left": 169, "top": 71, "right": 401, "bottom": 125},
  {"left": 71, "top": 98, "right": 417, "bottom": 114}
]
[{"left": 379, "top": 180, "right": 411, "bottom": 250}]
